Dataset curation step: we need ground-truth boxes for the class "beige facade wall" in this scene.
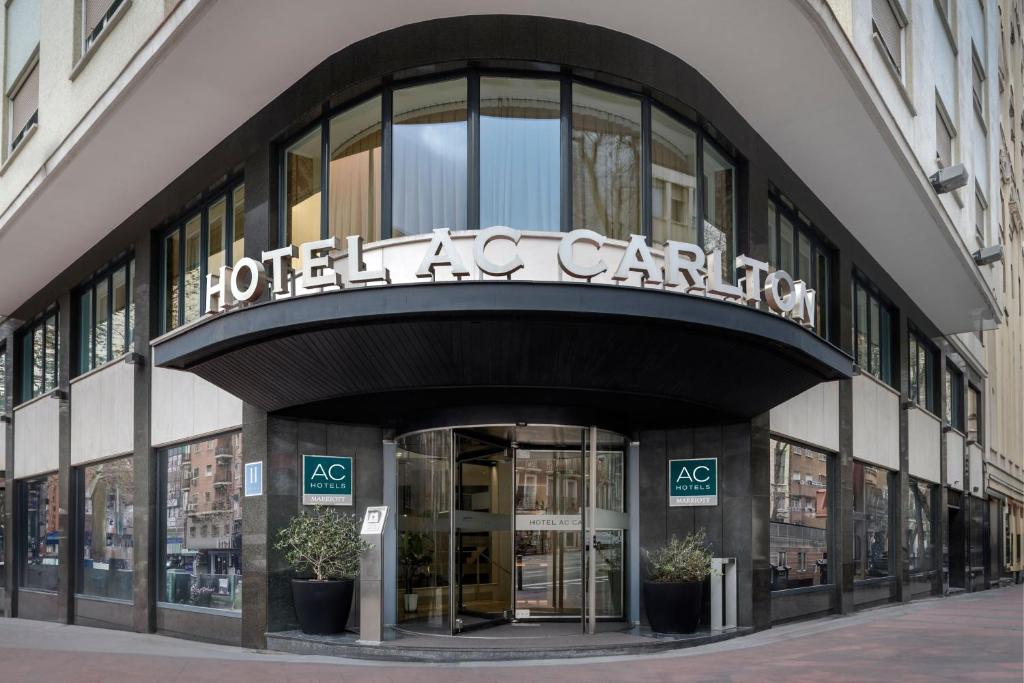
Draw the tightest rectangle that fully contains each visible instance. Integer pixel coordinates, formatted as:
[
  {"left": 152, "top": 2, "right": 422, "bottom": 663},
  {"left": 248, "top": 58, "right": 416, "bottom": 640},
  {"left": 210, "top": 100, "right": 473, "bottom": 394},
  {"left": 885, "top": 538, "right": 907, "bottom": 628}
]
[
  {"left": 13, "top": 392, "right": 60, "bottom": 478},
  {"left": 70, "top": 359, "right": 135, "bottom": 465}
]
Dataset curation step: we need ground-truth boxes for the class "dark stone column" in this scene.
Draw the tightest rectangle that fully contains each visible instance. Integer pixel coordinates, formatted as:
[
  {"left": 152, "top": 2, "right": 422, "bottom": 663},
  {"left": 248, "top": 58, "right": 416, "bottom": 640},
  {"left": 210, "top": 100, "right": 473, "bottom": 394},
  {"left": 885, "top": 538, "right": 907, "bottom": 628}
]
[
  {"left": 747, "top": 413, "right": 771, "bottom": 630},
  {"left": 131, "top": 231, "right": 156, "bottom": 633},
  {"left": 2, "top": 330, "right": 16, "bottom": 616},
  {"left": 56, "top": 292, "right": 74, "bottom": 624},
  {"left": 240, "top": 143, "right": 274, "bottom": 648},
  {"left": 265, "top": 416, "right": 299, "bottom": 634},
  {"left": 895, "top": 310, "right": 910, "bottom": 603},
  {"left": 936, "top": 348, "right": 949, "bottom": 596},
  {"left": 835, "top": 251, "right": 855, "bottom": 614}
]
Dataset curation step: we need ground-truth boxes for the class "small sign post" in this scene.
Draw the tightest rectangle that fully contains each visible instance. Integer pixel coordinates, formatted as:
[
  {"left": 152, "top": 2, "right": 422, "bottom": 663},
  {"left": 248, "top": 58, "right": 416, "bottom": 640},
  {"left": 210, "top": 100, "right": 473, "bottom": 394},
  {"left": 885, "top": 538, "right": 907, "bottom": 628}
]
[
  {"left": 668, "top": 457, "right": 718, "bottom": 507},
  {"left": 358, "top": 505, "right": 389, "bottom": 645},
  {"left": 301, "top": 455, "right": 353, "bottom": 506},
  {"left": 243, "top": 461, "right": 263, "bottom": 497}
]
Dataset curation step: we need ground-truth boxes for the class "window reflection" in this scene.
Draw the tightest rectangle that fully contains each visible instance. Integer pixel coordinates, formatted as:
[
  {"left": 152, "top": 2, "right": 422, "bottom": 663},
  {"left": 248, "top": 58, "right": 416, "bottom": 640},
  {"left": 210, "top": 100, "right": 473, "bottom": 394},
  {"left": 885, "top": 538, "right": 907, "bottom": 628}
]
[
  {"left": 907, "top": 480, "right": 934, "bottom": 573},
  {"left": 651, "top": 107, "right": 697, "bottom": 245},
  {"left": 853, "top": 461, "right": 891, "bottom": 579},
  {"left": 161, "top": 433, "right": 243, "bottom": 611},
  {"left": 231, "top": 186, "right": 245, "bottom": 260},
  {"left": 480, "top": 77, "right": 560, "bottom": 230},
  {"left": 22, "top": 473, "right": 60, "bottom": 592},
  {"left": 702, "top": 142, "right": 735, "bottom": 274},
  {"left": 93, "top": 277, "right": 109, "bottom": 368},
  {"left": 163, "top": 230, "right": 180, "bottom": 332},
  {"left": 572, "top": 84, "right": 641, "bottom": 241},
  {"left": 285, "top": 129, "right": 323, "bottom": 264},
  {"left": 770, "top": 439, "right": 830, "bottom": 590},
  {"left": 0, "top": 485, "right": 5, "bottom": 588},
  {"left": 392, "top": 79, "right": 468, "bottom": 237},
  {"left": 80, "top": 457, "right": 134, "bottom": 600},
  {"left": 329, "top": 96, "right": 382, "bottom": 243},
  {"left": 207, "top": 198, "right": 226, "bottom": 276},
  {"left": 183, "top": 215, "right": 202, "bottom": 325}
]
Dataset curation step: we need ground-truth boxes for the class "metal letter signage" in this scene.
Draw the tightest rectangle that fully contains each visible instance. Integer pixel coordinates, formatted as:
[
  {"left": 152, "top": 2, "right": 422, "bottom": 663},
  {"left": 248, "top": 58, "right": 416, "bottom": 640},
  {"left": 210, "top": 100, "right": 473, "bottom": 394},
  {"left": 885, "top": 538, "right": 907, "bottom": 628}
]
[
  {"left": 668, "top": 457, "right": 718, "bottom": 507},
  {"left": 302, "top": 454, "right": 353, "bottom": 506},
  {"left": 205, "top": 229, "right": 817, "bottom": 331}
]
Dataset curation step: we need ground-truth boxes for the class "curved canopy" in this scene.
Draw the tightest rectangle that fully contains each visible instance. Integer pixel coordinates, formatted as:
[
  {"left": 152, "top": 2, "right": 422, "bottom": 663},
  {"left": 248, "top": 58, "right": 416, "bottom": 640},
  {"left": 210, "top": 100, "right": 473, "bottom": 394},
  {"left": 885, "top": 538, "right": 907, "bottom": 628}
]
[{"left": 152, "top": 282, "right": 852, "bottom": 429}]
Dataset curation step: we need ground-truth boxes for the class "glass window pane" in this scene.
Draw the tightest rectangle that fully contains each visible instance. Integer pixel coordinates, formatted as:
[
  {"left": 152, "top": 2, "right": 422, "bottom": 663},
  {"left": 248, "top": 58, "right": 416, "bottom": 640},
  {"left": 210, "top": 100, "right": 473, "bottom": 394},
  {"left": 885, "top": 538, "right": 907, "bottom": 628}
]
[
  {"left": 207, "top": 198, "right": 226, "bottom": 277},
  {"left": 161, "top": 433, "right": 243, "bottom": 611},
  {"left": 163, "top": 230, "right": 180, "bottom": 332},
  {"left": 78, "top": 289, "right": 93, "bottom": 374},
  {"left": 767, "top": 202, "right": 778, "bottom": 270},
  {"left": 231, "top": 186, "right": 245, "bottom": 260},
  {"left": 329, "top": 96, "right": 383, "bottom": 242},
  {"left": 392, "top": 78, "right": 468, "bottom": 238},
  {"left": 284, "top": 129, "right": 323, "bottom": 253},
  {"left": 20, "top": 332, "right": 32, "bottom": 402},
  {"left": 869, "top": 297, "right": 881, "bottom": 377},
  {"left": 856, "top": 285, "right": 868, "bottom": 370},
  {"left": 816, "top": 250, "right": 830, "bottom": 338},
  {"left": 111, "top": 267, "right": 127, "bottom": 359},
  {"left": 22, "top": 473, "right": 59, "bottom": 592},
  {"left": 907, "top": 481, "right": 934, "bottom": 573},
  {"left": 0, "top": 346, "right": 6, "bottom": 414},
  {"left": 858, "top": 464, "right": 890, "bottom": 579},
  {"left": 651, "top": 107, "right": 697, "bottom": 245},
  {"left": 183, "top": 215, "right": 201, "bottom": 324},
  {"left": 480, "top": 77, "right": 560, "bottom": 231},
  {"left": 127, "top": 258, "right": 135, "bottom": 352},
  {"left": 798, "top": 232, "right": 811, "bottom": 282},
  {"left": 779, "top": 216, "right": 794, "bottom": 275},
  {"left": 770, "top": 439, "right": 830, "bottom": 590},
  {"left": 93, "top": 278, "right": 109, "bottom": 367},
  {"left": 879, "top": 305, "right": 893, "bottom": 385},
  {"left": 80, "top": 457, "right": 134, "bottom": 600},
  {"left": 44, "top": 315, "right": 56, "bottom": 392},
  {"left": 572, "top": 84, "right": 641, "bottom": 241},
  {"left": 703, "top": 142, "right": 735, "bottom": 274},
  {"left": 33, "top": 325, "right": 44, "bottom": 396}
]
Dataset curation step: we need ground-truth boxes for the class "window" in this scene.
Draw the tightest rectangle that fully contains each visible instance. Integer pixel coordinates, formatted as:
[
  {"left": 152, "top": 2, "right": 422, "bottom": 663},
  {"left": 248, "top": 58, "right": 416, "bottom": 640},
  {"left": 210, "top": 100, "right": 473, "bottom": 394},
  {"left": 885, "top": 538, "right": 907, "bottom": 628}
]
[
  {"left": 946, "top": 364, "right": 965, "bottom": 431},
  {"left": 481, "top": 77, "right": 561, "bottom": 231},
  {"left": 972, "top": 44, "right": 987, "bottom": 121},
  {"left": 81, "top": 0, "right": 124, "bottom": 55},
  {"left": 967, "top": 383, "right": 982, "bottom": 443},
  {"left": 573, "top": 83, "right": 642, "bottom": 242},
  {"left": 0, "top": 342, "right": 6, "bottom": 414},
  {"left": 76, "top": 257, "right": 134, "bottom": 374},
  {"left": 393, "top": 79, "right": 468, "bottom": 238},
  {"left": 18, "top": 309, "right": 58, "bottom": 403},
  {"left": 853, "top": 278, "right": 895, "bottom": 386},
  {"left": 767, "top": 194, "right": 834, "bottom": 338},
  {"left": 78, "top": 456, "right": 134, "bottom": 600},
  {"left": 651, "top": 106, "right": 697, "bottom": 245},
  {"left": 770, "top": 438, "right": 831, "bottom": 590},
  {"left": 160, "top": 183, "right": 245, "bottom": 333},
  {"left": 0, "top": 485, "right": 6, "bottom": 588},
  {"left": 21, "top": 472, "right": 59, "bottom": 592},
  {"left": 975, "top": 186, "right": 988, "bottom": 247},
  {"left": 5, "top": 0, "right": 40, "bottom": 154},
  {"left": 936, "top": 96, "right": 955, "bottom": 168},
  {"left": 853, "top": 461, "right": 891, "bottom": 579},
  {"left": 873, "top": 0, "right": 906, "bottom": 75},
  {"left": 906, "top": 480, "right": 935, "bottom": 573},
  {"left": 159, "top": 432, "right": 242, "bottom": 611},
  {"left": 329, "top": 95, "right": 382, "bottom": 241},
  {"left": 908, "top": 329, "right": 938, "bottom": 413}
]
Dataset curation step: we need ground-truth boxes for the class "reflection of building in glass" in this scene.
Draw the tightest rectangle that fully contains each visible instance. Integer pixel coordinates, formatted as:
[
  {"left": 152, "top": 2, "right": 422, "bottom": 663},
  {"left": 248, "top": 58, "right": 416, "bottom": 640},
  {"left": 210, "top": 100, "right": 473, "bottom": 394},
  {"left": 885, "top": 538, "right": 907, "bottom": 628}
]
[
  {"left": 906, "top": 481, "right": 934, "bottom": 573},
  {"left": 80, "top": 457, "right": 135, "bottom": 600},
  {"left": 853, "top": 461, "right": 891, "bottom": 580},
  {"left": 770, "top": 439, "right": 829, "bottom": 589}
]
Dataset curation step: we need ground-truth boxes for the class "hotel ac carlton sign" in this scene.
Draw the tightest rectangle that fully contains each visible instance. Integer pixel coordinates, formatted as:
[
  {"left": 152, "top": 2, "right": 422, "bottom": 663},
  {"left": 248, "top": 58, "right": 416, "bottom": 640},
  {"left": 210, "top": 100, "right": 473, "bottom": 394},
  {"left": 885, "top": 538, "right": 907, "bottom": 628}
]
[{"left": 203, "top": 227, "right": 819, "bottom": 330}]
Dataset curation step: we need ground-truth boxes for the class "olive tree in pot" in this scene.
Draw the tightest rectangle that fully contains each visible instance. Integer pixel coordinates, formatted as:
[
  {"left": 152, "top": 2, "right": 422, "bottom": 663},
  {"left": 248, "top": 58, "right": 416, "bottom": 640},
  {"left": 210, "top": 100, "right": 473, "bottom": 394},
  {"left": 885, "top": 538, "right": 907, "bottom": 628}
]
[
  {"left": 275, "top": 507, "right": 370, "bottom": 635},
  {"left": 643, "top": 529, "right": 714, "bottom": 634}
]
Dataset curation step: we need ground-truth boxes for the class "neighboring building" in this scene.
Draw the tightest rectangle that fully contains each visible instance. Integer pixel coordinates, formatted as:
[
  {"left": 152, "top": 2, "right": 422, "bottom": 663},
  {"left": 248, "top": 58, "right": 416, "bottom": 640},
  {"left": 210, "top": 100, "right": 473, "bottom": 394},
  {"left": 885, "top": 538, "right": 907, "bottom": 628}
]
[{"left": 0, "top": 0, "right": 1019, "bottom": 655}]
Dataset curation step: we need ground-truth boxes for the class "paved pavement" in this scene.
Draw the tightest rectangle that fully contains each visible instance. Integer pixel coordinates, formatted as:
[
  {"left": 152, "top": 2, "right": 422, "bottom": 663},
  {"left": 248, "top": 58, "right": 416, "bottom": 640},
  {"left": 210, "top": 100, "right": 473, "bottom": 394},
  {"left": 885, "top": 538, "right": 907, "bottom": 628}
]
[{"left": 0, "top": 585, "right": 1021, "bottom": 682}]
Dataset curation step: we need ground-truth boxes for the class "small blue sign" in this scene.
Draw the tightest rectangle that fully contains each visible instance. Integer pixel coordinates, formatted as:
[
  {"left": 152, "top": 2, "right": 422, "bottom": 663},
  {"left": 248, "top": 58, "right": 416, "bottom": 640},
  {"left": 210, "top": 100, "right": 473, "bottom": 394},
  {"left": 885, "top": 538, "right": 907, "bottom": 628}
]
[{"left": 244, "top": 461, "right": 263, "bottom": 497}]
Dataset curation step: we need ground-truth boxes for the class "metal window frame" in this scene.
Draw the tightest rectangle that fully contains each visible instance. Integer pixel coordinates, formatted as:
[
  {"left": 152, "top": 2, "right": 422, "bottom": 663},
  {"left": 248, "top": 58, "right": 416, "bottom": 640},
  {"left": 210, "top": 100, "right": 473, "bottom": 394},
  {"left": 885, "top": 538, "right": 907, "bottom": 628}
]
[
  {"left": 275, "top": 65, "right": 731, "bottom": 265},
  {"left": 73, "top": 253, "right": 133, "bottom": 376},
  {"left": 852, "top": 272, "right": 898, "bottom": 387},
  {"left": 907, "top": 325, "right": 939, "bottom": 414},
  {"left": 15, "top": 307, "right": 58, "bottom": 404}
]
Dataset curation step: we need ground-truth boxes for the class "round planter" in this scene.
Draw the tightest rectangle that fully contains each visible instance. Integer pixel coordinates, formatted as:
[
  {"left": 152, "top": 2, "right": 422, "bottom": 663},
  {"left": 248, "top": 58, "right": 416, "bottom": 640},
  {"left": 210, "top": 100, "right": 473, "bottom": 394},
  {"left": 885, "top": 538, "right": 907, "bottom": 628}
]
[
  {"left": 643, "top": 580, "right": 704, "bottom": 633},
  {"left": 291, "top": 578, "right": 354, "bottom": 635}
]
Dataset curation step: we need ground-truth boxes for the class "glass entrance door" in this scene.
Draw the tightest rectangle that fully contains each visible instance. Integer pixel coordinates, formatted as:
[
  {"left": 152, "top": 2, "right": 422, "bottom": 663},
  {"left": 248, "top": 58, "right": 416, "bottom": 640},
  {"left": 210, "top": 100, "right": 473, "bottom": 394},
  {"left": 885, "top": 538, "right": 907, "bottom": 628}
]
[{"left": 451, "top": 432, "right": 514, "bottom": 632}]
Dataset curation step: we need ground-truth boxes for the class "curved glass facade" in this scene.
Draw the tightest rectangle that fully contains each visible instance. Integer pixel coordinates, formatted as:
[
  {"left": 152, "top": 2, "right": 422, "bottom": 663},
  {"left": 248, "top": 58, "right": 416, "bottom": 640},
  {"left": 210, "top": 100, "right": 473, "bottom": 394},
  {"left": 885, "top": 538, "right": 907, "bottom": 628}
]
[{"left": 280, "top": 69, "right": 737, "bottom": 278}]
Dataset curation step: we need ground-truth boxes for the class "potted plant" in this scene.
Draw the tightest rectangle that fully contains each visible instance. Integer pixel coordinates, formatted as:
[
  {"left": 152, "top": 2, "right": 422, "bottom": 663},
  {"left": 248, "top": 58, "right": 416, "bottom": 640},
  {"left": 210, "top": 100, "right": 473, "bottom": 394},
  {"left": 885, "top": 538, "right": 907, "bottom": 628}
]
[
  {"left": 275, "top": 506, "right": 370, "bottom": 635},
  {"left": 399, "top": 532, "right": 433, "bottom": 614},
  {"left": 643, "top": 529, "right": 714, "bottom": 634}
]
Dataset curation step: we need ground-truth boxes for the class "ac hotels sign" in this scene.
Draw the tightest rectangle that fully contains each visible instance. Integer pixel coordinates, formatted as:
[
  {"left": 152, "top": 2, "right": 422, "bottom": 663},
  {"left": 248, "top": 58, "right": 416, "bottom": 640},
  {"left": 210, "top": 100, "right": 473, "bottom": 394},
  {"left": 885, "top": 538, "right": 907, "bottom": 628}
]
[{"left": 203, "top": 227, "right": 819, "bottom": 330}]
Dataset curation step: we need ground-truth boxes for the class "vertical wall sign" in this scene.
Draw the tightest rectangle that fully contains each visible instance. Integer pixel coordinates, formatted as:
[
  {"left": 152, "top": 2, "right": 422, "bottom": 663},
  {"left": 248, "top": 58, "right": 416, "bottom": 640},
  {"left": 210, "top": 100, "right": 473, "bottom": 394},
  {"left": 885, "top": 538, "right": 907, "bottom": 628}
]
[
  {"left": 668, "top": 457, "right": 718, "bottom": 507},
  {"left": 302, "top": 455, "right": 353, "bottom": 505},
  {"left": 244, "top": 461, "right": 263, "bottom": 497}
]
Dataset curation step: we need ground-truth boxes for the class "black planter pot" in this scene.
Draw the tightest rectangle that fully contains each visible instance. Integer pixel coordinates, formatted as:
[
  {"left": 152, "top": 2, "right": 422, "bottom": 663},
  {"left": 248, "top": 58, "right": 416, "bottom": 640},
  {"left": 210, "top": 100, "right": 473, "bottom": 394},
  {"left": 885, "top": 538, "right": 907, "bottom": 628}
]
[
  {"left": 643, "top": 580, "right": 704, "bottom": 634},
  {"left": 291, "top": 578, "right": 355, "bottom": 635}
]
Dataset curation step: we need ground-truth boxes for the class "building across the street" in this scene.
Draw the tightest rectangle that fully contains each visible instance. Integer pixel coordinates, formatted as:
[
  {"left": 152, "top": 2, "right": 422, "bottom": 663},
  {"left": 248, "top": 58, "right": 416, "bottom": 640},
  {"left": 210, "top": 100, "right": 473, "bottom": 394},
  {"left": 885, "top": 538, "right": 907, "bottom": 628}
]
[{"left": 0, "top": 0, "right": 1021, "bottom": 652}]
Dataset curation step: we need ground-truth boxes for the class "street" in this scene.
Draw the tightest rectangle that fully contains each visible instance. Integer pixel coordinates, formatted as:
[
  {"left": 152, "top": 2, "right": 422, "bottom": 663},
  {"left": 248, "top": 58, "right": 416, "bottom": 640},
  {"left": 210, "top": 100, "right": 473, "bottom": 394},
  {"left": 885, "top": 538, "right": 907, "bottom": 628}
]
[{"left": 0, "top": 585, "right": 1020, "bottom": 682}]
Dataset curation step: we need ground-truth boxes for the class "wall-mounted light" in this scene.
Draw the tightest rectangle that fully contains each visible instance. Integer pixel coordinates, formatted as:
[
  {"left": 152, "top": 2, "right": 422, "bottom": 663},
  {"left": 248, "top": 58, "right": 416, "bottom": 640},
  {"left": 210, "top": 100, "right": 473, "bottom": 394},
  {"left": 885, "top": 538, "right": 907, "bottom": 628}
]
[
  {"left": 973, "top": 244, "right": 1004, "bottom": 267},
  {"left": 0, "top": 413, "right": 10, "bottom": 423},
  {"left": 929, "top": 163, "right": 969, "bottom": 193},
  {"left": 49, "top": 389, "right": 67, "bottom": 401},
  {"left": 123, "top": 352, "right": 146, "bottom": 367}
]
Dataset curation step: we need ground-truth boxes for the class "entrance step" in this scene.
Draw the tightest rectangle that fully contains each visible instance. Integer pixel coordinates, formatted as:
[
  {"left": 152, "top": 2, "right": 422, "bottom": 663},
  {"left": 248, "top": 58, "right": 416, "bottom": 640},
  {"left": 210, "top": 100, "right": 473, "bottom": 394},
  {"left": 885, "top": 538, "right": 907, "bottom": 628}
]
[{"left": 264, "top": 623, "right": 750, "bottom": 663}]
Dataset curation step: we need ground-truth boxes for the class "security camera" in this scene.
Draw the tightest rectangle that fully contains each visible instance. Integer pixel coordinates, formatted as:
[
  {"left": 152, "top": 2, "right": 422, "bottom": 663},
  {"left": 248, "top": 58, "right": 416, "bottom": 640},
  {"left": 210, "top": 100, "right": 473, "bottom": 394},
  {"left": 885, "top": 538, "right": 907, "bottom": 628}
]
[
  {"left": 929, "top": 164, "right": 969, "bottom": 193},
  {"left": 973, "top": 244, "right": 1004, "bottom": 267}
]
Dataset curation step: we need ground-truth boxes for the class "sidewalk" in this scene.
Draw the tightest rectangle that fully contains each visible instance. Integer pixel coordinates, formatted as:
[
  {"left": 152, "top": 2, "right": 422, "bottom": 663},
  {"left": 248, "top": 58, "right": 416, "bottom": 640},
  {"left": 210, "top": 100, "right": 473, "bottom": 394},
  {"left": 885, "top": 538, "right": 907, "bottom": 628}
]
[{"left": 0, "top": 585, "right": 1021, "bottom": 682}]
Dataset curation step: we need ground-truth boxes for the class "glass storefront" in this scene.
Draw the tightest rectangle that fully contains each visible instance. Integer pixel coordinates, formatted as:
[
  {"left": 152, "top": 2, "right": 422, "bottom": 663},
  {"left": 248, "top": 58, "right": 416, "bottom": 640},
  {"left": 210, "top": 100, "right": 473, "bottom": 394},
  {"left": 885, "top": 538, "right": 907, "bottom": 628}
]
[
  {"left": 907, "top": 480, "right": 935, "bottom": 574},
  {"left": 395, "top": 425, "right": 628, "bottom": 634},
  {"left": 769, "top": 438, "right": 831, "bottom": 590},
  {"left": 159, "top": 433, "right": 243, "bottom": 612},
  {"left": 79, "top": 456, "right": 134, "bottom": 600},
  {"left": 853, "top": 461, "right": 891, "bottom": 580},
  {"left": 21, "top": 472, "right": 60, "bottom": 592}
]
